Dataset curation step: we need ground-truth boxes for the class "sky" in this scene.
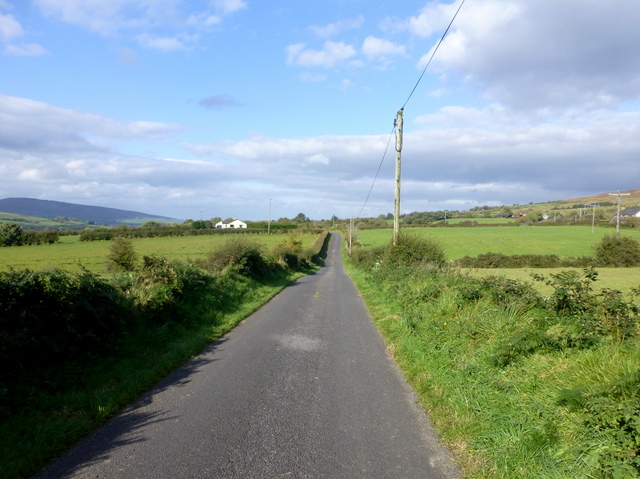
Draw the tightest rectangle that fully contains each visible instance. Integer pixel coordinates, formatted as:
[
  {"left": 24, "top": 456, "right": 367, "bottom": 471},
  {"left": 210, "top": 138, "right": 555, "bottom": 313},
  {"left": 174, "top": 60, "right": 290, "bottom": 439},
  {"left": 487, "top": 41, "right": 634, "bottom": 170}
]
[{"left": 1, "top": 0, "right": 640, "bottom": 222}]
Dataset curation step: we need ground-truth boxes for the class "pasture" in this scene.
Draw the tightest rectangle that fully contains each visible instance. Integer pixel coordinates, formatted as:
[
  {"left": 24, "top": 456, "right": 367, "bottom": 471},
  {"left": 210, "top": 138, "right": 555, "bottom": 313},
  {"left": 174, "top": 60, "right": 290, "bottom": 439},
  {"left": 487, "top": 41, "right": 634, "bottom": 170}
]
[
  {"left": 0, "top": 232, "right": 321, "bottom": 274},
  {"left": 358, "top": 225, "right": 640, "bottom": 259},
  {"left": 357, "top": 226, "right": 640, "bottom": 296}
]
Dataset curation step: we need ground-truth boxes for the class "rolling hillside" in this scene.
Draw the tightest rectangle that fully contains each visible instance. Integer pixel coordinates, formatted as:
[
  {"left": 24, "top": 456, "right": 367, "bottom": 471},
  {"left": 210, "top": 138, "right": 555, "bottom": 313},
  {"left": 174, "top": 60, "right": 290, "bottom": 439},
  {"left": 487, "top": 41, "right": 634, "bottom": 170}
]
[{"left": 0, "top": 198, "right": 179, "bottom": 227}]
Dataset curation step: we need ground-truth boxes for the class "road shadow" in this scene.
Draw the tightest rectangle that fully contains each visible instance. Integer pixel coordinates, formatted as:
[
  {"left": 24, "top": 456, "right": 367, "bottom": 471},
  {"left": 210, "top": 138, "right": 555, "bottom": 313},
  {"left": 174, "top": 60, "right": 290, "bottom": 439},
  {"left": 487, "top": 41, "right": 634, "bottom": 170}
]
[{"left": 34, "top": 338, "right": 228, "bottom": 478}]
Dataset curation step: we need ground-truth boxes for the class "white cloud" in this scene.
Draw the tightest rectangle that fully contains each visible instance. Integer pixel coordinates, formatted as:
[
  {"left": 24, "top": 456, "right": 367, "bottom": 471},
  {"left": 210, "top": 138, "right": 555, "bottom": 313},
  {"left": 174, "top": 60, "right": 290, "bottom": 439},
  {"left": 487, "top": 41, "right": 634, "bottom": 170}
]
[
  {"left": 309, "top": 16, "right": 364, "bottom": 38},
  {"left": 0, "top": 12, "right": 23, "bottom": 41},
  {"left": 306, "top": 153, "right": 330, "bottom": 165},
  {"left": 186, "top": 13, "right": 221, "bottom": 27},
  {"left": 33, "top": 0, "right": 245, "bottom": 40},
  {"left": 285, "top": 41, "right": 357, "bottom": 68},
  {"left": 0, "top": 94, "right": 182, "bottom": 153},
  {"left": 136, "top": 32, "right": 198, "bottom": 52},
  {"left": 413, "top": 0, "right": 640, "bottom": 110},
  {"left": 33, "top": 0, "right": 163, "bottom": 35},
  {"left": 210, "top": 0, "right": 247, "bottom": 15},
  {"left": 361, "top": 35, "right": 405, "bottom": 63},
  {"left": 4, "top": 42, "right": 47, "bottom": 56}
]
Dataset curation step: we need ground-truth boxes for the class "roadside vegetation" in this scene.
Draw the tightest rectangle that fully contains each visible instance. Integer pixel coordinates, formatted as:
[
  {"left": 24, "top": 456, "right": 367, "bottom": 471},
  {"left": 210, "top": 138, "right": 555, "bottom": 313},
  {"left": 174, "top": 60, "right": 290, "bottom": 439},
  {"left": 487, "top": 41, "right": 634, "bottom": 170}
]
[
  {"left": 345, "top": 232, "right": 640, "bottom": 479},
  {"left": 0, "top": 231, "right": 330, "bottom": 479},
  {"left": 0, "top": 231, "right": 323, "bottom": 274}
]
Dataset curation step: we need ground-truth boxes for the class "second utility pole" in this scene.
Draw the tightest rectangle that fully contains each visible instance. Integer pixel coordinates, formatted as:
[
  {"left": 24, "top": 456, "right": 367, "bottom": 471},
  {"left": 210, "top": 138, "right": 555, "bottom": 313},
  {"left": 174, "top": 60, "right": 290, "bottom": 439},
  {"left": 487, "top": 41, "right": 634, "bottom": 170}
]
[{"left": 393, "top": 108, "right": 404, "bottom": 246}]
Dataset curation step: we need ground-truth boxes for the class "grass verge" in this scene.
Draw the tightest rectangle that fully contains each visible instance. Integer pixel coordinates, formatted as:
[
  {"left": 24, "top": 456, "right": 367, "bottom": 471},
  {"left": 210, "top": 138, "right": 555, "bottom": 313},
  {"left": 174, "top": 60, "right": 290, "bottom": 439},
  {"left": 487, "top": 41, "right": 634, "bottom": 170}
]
[{"left": 344, "top": 239, "right": 640, "bottom": 479}]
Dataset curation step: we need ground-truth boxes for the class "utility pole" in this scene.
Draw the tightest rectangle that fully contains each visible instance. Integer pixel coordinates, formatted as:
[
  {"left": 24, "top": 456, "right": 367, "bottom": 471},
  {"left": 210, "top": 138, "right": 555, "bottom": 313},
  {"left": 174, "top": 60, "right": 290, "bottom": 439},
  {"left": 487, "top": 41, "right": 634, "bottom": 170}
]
[
  {"left": 609, "top": 191, "right": 630, "bottom": 237},
  {"left": 268, "top": 199, "right": 272, "bottom": 235},
  {"left": 393, "top": 108, "right": 404, "bottom": 246},
  {"left": 348, "top": 217, "right": 354, "bottom": 257},
  {"left": 586, "top": 204, "right": 599, "bottom": 234}
]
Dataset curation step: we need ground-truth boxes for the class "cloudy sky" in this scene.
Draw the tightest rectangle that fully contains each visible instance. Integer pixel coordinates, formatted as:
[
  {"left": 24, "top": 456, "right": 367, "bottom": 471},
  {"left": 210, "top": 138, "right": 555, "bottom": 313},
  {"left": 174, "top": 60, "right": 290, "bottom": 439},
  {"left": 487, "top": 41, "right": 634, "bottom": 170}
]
[{"left": 1, "top": 0, "right": 640, "bottom": 221}]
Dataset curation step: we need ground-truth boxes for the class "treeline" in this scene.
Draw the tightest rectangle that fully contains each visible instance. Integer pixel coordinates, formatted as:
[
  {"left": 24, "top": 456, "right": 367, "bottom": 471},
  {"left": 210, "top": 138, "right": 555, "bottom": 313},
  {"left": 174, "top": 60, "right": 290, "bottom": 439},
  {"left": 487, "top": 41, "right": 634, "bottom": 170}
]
[{"left": 0, "top": 223, "right": 59, "bottom": 246}]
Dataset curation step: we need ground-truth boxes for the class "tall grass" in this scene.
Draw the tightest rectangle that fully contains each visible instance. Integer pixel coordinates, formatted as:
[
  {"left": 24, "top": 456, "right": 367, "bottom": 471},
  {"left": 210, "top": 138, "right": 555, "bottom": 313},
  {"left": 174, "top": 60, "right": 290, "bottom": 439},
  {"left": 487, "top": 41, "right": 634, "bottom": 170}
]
[{"left": 346, "top": 237, "right": 640, "bottom": 479}]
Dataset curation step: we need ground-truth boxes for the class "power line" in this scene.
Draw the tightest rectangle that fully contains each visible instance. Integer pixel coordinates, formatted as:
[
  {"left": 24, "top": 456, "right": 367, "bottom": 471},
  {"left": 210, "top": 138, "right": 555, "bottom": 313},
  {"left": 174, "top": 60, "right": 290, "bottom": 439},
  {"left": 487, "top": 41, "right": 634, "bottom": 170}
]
[
  {"left": 402, "top": 0, "right": 467, "bottom": 109},
  {"left": 354, "top": 125, "right": 396, "bottom": 220},
  {"left": 352, "top": 0, "right": 467, "bottom": 221}
]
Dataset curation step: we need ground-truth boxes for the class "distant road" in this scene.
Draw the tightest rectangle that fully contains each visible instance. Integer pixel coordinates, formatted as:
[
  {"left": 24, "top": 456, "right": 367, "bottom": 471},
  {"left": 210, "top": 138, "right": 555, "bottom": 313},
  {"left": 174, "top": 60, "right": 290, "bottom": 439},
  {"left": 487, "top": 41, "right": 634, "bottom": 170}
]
[{"left": 36, "top": 233, "right": 460, "bottom": 479}]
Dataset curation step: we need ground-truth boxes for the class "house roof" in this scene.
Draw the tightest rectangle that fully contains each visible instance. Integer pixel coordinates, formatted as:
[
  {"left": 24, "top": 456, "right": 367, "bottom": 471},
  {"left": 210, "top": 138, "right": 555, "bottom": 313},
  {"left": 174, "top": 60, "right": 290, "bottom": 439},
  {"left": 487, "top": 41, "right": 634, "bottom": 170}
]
[{"left": 620, "top": 207, "right": 640, "bottom": 215}]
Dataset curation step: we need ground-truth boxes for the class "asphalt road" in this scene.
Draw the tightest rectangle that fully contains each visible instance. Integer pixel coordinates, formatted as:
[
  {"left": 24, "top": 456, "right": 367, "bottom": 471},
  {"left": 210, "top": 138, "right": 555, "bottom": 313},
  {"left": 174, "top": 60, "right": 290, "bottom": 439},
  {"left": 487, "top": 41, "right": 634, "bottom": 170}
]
[{"left": 36, "top": 233, "right": 460, "bottom": 479}]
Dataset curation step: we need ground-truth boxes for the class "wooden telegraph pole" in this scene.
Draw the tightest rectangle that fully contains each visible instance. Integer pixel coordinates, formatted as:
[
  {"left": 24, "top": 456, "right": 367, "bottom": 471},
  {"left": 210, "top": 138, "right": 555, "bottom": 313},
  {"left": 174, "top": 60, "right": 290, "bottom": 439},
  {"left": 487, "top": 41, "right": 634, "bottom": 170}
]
[
  {"left": 393, "top": 108, "right": 404, "bottom": 246},
  {"left": 586, "top": 204, "right": 599, "bottom": 234},
  {"left": 609, "top": 191, "right": 630, "bottom": 237}
]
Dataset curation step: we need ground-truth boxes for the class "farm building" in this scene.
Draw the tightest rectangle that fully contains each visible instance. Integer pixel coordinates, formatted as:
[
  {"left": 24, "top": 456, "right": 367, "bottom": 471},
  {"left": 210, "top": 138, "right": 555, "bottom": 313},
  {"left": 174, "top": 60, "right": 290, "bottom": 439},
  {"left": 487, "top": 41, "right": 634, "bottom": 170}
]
[
  {"left": 215, "top": 219, "right": 247, "bottom": 229},
  {"left": 620, "top": 208, "right": 640, "bottom": 218}
]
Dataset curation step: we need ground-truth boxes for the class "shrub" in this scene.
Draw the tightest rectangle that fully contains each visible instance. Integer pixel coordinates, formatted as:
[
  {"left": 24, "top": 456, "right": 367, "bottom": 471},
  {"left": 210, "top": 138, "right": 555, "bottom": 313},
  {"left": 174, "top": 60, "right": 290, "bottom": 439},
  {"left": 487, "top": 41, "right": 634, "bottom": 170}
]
[
  {"left": 105, "top": 237, "right": 138, "bottom": 272},
  {"left": 384, "top": 232, "right": 445, "bottom": 268},
  {"left": 594, "top": 234, "right": 640, "bottom": 267},
  {"left": 0, "top": 269, "right": 129, "bottom": 376},
  {"left": 204, "top": 237, "right": 270, "bottom": 277},
  {"left": 532, "top": 268, "right": 640, "bottom": 343},
  {"left": 0, "top": 223, "right": 24, "bottom": 246}
]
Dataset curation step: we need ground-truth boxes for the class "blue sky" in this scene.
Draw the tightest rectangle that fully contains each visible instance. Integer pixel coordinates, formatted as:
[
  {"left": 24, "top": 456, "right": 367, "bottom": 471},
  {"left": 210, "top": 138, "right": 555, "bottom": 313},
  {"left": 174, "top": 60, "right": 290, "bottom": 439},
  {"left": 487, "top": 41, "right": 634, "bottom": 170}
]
[{"left": 1, "top": 0, "right": 640, "bottom": 221}]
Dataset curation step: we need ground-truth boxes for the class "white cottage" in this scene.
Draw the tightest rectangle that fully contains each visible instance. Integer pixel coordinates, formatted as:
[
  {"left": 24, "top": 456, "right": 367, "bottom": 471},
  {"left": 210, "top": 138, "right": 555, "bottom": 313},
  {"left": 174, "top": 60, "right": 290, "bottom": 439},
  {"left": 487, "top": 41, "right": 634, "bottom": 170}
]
[
  {"left": 620, "top": 208, "right": 640, "bottom": 218},
  {"left": 215, "top": 219, "right": 248, "bottom": 229}
]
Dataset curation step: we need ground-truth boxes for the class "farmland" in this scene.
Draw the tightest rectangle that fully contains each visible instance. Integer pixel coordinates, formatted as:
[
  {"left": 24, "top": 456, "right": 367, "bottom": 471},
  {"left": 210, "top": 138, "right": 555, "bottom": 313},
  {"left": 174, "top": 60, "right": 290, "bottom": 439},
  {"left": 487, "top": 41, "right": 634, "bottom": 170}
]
[
  {"left": 358, "top": 225, "right": 640, "bottom": 260},
  {"left": 345, "top": 228, "right": 640, "bottom": 478},
  {"left": 356, "top": 225, "right": 640, "bottom": 296},
  {"left": 0, "top": 232, "right": 320, "bottom": 274}
]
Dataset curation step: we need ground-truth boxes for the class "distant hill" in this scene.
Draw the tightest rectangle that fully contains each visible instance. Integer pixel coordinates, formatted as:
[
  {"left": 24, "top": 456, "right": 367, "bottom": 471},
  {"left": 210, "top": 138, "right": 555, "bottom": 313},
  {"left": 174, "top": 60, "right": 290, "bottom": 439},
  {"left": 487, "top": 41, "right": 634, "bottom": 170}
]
[
  {"left": 0, "top": 198, "right": 179, "bottom": 227},
  {"left": 554, "top": 189, "right": 639, "bottom": 206}
]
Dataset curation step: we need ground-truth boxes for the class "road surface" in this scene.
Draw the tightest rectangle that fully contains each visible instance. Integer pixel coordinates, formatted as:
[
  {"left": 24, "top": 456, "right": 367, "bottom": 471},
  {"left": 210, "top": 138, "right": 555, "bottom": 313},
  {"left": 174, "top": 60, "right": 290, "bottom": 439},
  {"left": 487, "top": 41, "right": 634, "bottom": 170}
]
[{"left": 36, "top": 233, "right": 460, "bottom": 478}]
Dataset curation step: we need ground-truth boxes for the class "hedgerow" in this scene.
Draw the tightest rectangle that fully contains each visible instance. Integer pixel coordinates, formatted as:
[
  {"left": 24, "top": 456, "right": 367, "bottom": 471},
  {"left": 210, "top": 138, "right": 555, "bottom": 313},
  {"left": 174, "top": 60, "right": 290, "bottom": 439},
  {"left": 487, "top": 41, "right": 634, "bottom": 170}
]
[{"left": 1, "top": 232, "right": 331, "bottom": 422}]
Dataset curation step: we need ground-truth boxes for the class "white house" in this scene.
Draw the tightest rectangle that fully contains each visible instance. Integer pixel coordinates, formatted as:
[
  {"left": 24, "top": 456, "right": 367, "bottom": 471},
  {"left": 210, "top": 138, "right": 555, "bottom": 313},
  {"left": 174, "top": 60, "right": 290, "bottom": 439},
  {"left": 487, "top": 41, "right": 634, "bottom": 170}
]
[
  {"left": 620, "top": 208, "right": 640, "bottom": 218},
  {"left": 215, "top": 219, "right": 247, "bottom": 229}
]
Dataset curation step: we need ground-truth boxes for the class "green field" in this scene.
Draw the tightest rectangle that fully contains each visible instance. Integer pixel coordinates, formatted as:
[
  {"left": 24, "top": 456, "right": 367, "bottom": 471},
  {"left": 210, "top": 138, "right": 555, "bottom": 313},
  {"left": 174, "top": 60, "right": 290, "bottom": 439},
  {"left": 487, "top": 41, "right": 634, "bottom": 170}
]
[
  {"left": 0, "top": 233, "right": 320, "bottom": 274},
  {"left": 440, "top": 217, "right": 515, "bottom": 225},
  {"left": 357, "top": 226, "right": 640, "bottom": 296},
  {"left": 358, "top": 225, "right": 640, "bottom": 259}
]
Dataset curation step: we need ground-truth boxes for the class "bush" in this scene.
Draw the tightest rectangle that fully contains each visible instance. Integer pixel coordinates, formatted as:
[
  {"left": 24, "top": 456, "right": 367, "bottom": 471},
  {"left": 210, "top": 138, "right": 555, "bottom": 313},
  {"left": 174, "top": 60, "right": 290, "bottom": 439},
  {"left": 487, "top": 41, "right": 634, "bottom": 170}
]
[
  {"left": 0, "top": 223, "right": 24, "bottom": 246},
  {"left": 105, "top": 237, "right": 138, "bottom": 272},
  {"left": 455, "top": 252, "right": 594, "bottom": 268},
  {"left": 594, "top": 234, "right": 640, "bottom": 267},
  {"left": 0, "top": 269, "right": 129, "bottom": 376},
  {"left": 203, "top": 237, "right": 270, "bottom": 277},
  {"left": 384, "top": 232, "right": 445, "bottom": 268}
]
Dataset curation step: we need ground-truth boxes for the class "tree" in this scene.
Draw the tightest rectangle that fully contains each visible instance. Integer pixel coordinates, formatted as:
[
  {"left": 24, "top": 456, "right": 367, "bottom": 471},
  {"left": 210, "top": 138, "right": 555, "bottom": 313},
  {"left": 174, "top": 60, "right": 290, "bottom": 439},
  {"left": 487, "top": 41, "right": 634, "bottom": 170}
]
[
  {"left": 501, "top": 207, "right": 514, "bottom": 217},
  {"left": 0, "top": 223, "right": 24, "bottom": 246},
  {"left": 294, "top": 212, "right": 310, "bottom": 223},
  {"left": 105, "top": 237, "right": 138, "bottom": 272}
]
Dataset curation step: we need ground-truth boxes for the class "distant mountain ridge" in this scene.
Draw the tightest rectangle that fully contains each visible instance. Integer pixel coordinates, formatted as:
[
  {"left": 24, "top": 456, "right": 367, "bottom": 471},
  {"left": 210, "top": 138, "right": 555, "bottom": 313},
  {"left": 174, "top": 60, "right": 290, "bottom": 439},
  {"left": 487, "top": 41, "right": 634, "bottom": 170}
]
[{"left": 0, "top": 198, "right": 179, "bottom": 226}]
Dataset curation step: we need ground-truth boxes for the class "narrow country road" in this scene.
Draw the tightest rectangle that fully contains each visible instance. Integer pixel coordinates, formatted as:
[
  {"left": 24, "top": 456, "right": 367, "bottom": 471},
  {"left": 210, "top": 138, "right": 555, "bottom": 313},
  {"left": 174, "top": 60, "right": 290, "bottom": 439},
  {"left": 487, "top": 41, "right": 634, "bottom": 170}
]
[{"left": 36, "top": 233, "right": 460, "bottom": 479}]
